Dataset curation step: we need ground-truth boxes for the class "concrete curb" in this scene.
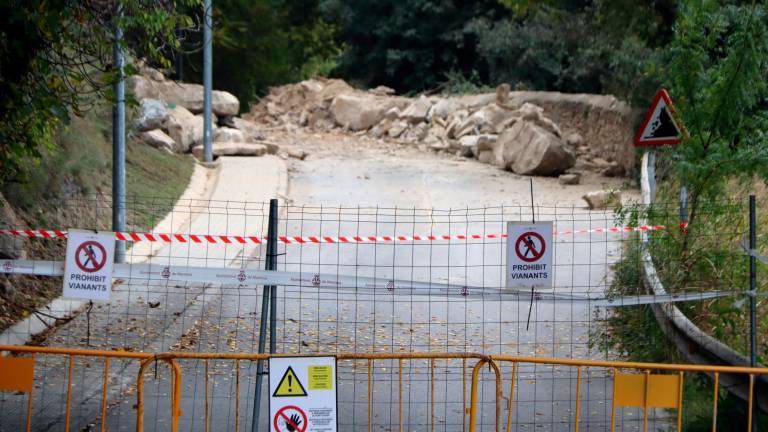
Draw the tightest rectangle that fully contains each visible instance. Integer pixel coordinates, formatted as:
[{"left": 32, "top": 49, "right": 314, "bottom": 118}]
[{"left": 639, "top": 152, "right": 766, "bottom": 412}]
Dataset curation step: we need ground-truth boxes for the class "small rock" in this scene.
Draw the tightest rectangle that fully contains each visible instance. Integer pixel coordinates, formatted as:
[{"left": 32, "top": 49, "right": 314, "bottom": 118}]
[
  {"left": 559, "top": 173, "right": 581, "bottom": 185},
  {"left": 369, "top": 85, "right": 395, "bottom": 96},
  {"left": 255, "top": 141, "right": 280, "bottom": 154},
  {"left": 384, "top": 108, "right": 401, "bottom": 121},
  {"left": 591, "top": 157, "right": 613, "bottom": 168},
  {"left": 387, "top": 120, "right": 408, "bottom": 139},
  {"left": 582, "top": 190, "right": 621, "bottom": 210},
  {"left": 495, "top": 83, "right": 512, "bottom": 107},
  {"left": 369, "top": 120, "right": 392, "bottom": 139},
  {"left": 140, "top": 129, "right": 176, "bottom": 152},
  {"left": 566, "top": 133, "right": 584, "bottom": 147},
  {"left": 214, "top": 127, "right": 245, "bottom": 143},
  {"left": 431, "top": 99, "right": 464, "bottom": 119},
  {"left": 136, "top": 99, "right": 168, "bottom": 131},
  {"left": 229, "top": 117, "right": 265, "bottom": 141},
  {"left": 287, "top": 148, "right": 308, "bottom": 160},
  {"left": 400, "top": 95, "right": 432, "bottom": 124},
  {"left": 601, "top": 162, "right": 625, "bottom": 177}
]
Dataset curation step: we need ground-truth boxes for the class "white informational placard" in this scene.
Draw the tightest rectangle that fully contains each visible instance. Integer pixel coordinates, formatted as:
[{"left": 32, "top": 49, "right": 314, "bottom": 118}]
[
  {"left": 63, "top": 230, "right": 115, "bottom": 302},
  {"left": 506, "top": 222, "right": 553, "bottom": 289},
  {"left": 269, "top": 356, "right": 337, "bottom": 432}
]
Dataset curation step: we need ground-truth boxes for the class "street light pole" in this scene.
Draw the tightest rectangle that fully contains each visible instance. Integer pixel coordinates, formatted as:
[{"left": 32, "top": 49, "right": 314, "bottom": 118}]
[
  {"left": 202, "top": 0, "right": 213, "bottom": 162},
  {"left": 112, "top": 5, "right": 126, "bottom": 263}
]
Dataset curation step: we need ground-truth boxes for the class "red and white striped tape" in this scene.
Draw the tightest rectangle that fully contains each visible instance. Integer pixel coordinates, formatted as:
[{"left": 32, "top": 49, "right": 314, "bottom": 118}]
[{"left": 0, "top": 224, "right": 676, "bottom": 245}]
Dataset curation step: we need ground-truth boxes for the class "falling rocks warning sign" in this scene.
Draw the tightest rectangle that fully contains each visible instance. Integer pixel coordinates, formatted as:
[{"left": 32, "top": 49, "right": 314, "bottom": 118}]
[
  {"left": 63, "top": 230, "right": 115, "bottom": 302},
  {"left": 270, "top": 356, "right": 337, "bottom": 432},
  {"left": 506, "top": 222, "right": 553, "bottom": 290},
  {"left": 635, "top": 88, "right": 685, "bottom": 146}
]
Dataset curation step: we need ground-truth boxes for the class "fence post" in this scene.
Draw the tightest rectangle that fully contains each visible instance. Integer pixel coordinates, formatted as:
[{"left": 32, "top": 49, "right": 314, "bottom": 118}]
[
  {"left": 749, "top": 195, "right": 758, "bottom": 432},
  {"left": 252, "top": 199, "right": 279, "bottom": 432}
]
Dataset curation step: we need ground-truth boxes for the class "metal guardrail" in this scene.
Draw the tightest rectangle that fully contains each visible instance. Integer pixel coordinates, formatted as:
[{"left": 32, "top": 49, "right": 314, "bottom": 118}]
[
  {"left": 2, "top": 345, "right": 767, "bottom": 432},
  {"left": 639, "top": 151, "right": 767, "bottom": 412}
]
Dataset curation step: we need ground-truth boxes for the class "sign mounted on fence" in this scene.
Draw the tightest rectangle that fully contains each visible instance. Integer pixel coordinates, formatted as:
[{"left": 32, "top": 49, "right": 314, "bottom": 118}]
[
  {"left": 270, "top": 356, "right": 337, "bottom": 432},
  {"left": 506, "top": 222, "right": 553, "bottom": 289},
  {"left": 63, "top": 230, "right": 115, "bottom": 302},
  {"left": 635, "top": 88, "right": 685, "bottom": 146}
]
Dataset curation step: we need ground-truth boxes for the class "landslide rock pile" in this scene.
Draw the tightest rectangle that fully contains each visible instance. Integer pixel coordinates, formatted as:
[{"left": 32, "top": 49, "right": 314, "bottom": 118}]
[
  {"left": 245, "top": 78, "right": 632, "bottom": 178},
  {"left": 127, "top": 64, "right": 274, "bottom": 159}
]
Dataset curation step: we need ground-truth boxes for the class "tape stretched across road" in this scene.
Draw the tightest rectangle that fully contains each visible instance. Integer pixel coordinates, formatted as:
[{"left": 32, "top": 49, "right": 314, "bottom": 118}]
[
  {"left": 0, "top": 224, "right": 685, "bottom": 246},
  {"left": 1, "top": 259, "right": 738, "bottom": 307}
]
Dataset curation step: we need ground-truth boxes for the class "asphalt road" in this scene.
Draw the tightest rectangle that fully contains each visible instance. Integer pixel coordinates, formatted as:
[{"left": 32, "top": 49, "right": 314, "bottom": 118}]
[{"left": 0, "top": 149, "right": 673, "bottom": 431}]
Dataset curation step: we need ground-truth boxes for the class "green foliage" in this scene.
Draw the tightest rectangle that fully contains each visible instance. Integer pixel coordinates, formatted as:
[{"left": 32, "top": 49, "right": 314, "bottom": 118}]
[
  {"left": 437, "top": 70, "right": 495, "bottom": 95},
  {"left": 0, "top": 0, "right": 199, "bottom": 183},
  {"left": 660, "top": 1, "right": 768, "bottom": 220},
  {"left": 595, "top": 200, "right": 768, "bottom": 429},
  {"left": 466, "top": 0, "right": 671, "bottom": 103},
  {"left": 181, "top": 0, "right": 341, "bottom": 109},
  {"left": 320, "top": 0, "right": 510, "bottom": 93},
  {"left": 320, "top": 0, "right": 673, "bottom": 99}
]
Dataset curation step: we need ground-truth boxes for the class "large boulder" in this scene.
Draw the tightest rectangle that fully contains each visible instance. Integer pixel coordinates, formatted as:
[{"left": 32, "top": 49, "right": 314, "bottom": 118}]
[
  {"left": 400, "top": 96, "right": 432, "bottom": 124},
  {"left": 191, "top": 142, "right": 267, "bottom": 159},
  {"left": 127, "top": 75, "right": 240, "bottom": 116},
  {"left": 163, "top": 106, "right": 207, "bottom": 153},
  {"left": 329, "top": 94, "right": 386, "bottom": 131},
  {"left": 136, "top": 99, "right": 169, "bottom": 131},
  {"left": 140, "top": 129, "right": 176, "bottom": 152},
  {"left": 494, "top": 120, "right": 575, "bottom": 176}
]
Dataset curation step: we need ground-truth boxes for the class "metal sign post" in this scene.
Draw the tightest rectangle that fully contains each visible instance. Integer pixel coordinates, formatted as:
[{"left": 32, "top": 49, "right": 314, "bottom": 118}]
[{"left": 253, "top": 199, "right": 279, "bottom": 431}]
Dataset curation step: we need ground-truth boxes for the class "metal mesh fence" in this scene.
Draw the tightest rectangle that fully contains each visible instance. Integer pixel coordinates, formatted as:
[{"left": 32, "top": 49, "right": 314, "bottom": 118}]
[{"left": 0, "top": 195, "right": 764, "bottom": 431}]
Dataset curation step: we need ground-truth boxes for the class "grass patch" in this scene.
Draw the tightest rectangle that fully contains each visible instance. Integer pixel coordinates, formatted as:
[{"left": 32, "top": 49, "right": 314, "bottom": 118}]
[{"left": 0, "top": 103, "right": 194, "bottom": 332}]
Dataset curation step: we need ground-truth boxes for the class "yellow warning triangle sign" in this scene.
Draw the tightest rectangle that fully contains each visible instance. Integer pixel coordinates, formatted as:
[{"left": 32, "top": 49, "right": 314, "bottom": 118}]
[{"left": 272, "top": 366, "right": 308, "bottom": 397}]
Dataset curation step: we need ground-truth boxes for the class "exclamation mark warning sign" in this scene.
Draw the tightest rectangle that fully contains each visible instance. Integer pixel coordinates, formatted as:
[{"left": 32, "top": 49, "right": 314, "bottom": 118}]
[{"left": 273, "top": 366, "right": 308, "bottom": 397}]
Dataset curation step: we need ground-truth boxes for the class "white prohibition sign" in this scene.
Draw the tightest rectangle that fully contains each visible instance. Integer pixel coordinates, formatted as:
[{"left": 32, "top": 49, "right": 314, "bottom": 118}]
[
  {"left": 506, "top": 222, "right": 553, "bottom": 290},
  {"left": 63, "top": 230, "right": 115, "bottom": 302}
]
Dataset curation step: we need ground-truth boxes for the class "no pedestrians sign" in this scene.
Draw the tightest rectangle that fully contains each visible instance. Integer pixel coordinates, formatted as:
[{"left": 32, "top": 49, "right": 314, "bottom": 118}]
[
  {"left": 63, "top": 230, "right": 115, "bottom": 302},
  {"left": 506, "top": 222, "right": 553, "bottom": 289}
]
